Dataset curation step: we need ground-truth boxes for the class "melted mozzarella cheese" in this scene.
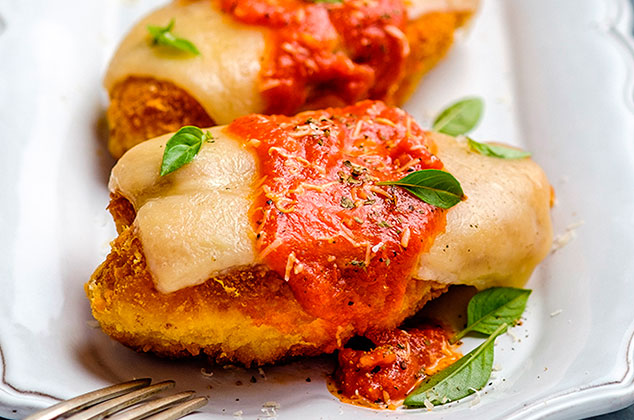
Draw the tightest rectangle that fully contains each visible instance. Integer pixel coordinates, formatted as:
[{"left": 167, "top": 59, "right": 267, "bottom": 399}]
[
  {"left": 417, "top": 135, "right": 553, "bottom": 289},
  {"left": 110, "top": 129, "right": 552, "bottom": 293},
  {"left": 104, "top": 0, "right": 267, "bottom": 125},
  {"left": 109, "top": 127, "right": 258, "bottom": 293},
  {"left": 406, "top": 0, "right": 479, "bottom": 20}
]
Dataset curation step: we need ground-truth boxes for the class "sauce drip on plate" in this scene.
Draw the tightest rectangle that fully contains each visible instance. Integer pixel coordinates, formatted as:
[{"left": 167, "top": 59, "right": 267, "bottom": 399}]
[
  {"left": 220, "top": 0, "right": 409, "bottom": 114},
  {"left": 227, "top": 101, "right": 446, "bottom": 330},
  {"left": 334, "top": 326, "right": 461, "bottom": 405}
]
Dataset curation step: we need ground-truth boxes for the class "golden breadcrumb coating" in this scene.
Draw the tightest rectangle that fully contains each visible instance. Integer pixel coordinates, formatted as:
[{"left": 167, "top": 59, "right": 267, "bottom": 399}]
[
  {"left": 86, "top": 195, "right": 448, "bottom": 366},
  {"left": 106, "top": 10, "right": 473, "bottom": 157},
  {"left": 107, "top": 77, "right": 215, "bottom": 159}
]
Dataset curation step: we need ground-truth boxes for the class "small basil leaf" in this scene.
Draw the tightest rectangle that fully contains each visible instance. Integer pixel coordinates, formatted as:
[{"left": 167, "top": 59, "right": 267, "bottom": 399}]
[
  {"left": 160, "top": 126, "right": 208, "bottom": 176},
  {"left": 147, "top": 19, "right": 200, "bottom": 56},
  {"left": 404, "top": 323, "right": 507, "bottom": 407},
  {"left": 468, "top": 138, "right": 531, "bottom": 159},
  {"left": 451, "top": 287, "right": 531, "bottom": 344},
  {"left": 432, "top": 97, "right": 483, "bottom": 136},
  {"left": 377, "top": 169, "right": 464, "bottom": 209}
]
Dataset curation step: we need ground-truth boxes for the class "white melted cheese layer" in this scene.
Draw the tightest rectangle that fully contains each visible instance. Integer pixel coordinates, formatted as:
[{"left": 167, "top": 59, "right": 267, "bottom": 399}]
[
  {"left": 109, "top": 127, "right": 258, "bottom": 293},
  {"left": 406, "top": 0, "right": 479, "bottom": 20},
  {"left": 104, "top": 0, "right": 267, "bottom": 125},
  {"left": 104, "top": 0, "right": 479, "bottom": 123},
  {"left": 420, "top": 135, "right": 553, "bottom": 290},
  {"left": 110, "top": 129, "right": 552, "bottom": 294}
]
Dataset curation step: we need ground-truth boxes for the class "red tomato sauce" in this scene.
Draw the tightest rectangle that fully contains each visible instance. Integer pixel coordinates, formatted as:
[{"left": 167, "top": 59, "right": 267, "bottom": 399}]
[
  {"left": 220, "top": 0, "right": 409, "bottom": 114},
  {"left": 227, "top": 101, "right": 446, "bottom": 331},
  {"left": 334, "top": 326, "right": 461, "bottom": 405}
]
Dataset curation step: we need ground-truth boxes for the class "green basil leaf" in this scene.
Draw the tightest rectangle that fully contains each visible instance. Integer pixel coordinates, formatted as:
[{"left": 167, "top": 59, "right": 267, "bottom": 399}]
[
  {"left": 451, "top": 287, "right": 531, "bottom": 344},
  {"left": 160, "top": 126, "right": 208, "bottom": 176},
  {"left": 432, "top": 97, "right": 483, "bottom": 136},
  {"left": 468, "top": 138, "right": 531, "bottom": 159},
  {"left": 377, "top": 169, "right": 464, "bottom": 209},
  {"left": 404, "top": 323, "right": 507, "bottom": 407},
  {"left": 147, "top": 19, "right": 200, "bottom": 56}
]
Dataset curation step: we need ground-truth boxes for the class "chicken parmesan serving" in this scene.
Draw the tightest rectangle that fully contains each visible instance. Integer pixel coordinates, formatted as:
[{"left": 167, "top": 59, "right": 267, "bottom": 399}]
[
  {"left": 104, "top": 0, "right": 479, "bottom": 157},
  {"left": 86, "top": 101, "right": 553, "bottom": 383}
]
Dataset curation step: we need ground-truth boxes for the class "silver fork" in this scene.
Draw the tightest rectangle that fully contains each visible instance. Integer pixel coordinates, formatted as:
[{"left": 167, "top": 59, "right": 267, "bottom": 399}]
[{"left": 23, "top": 378, "right": 208, "bottom": 420}]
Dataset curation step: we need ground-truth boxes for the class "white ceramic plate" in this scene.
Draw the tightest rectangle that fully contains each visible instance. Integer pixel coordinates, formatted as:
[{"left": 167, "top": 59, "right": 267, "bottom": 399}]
[{"left": 1, "top": 0, "right": 634, "bottom": 419}]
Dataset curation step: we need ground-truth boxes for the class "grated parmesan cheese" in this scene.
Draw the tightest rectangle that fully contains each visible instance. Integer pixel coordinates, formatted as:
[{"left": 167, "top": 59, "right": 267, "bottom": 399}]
[
  {"left": 401, "top": 227, "right": 411, "bottom": 248},
  {"left": 260, "top": 401, "right": 280, "bottom": 418},
  {"left": 368, "top": 185, "right": 392, "bottom": 199},
  {"left": 267, "top": 146, "right": 310, "bottom": 166},
  {"left": 292, "top": 260, "right": 304, "bottom": 275},
  {"left": 364, "top": 243, "right": 373, "bottom": 267},
  {"left": 352, "top": 120, "right": 364, "bottom": 139},
  {"left": 375, "top": 117, "right": 397, "bottom": 127},
  {"left": 469, "top": 387, "right": 482, "bottom": 407},
  {"left": 284, "top": 252, "right": 297, "bottom": 281},
  {"left": 339, "top": 226, "right": 363, "bottom": 247},
  {"left": 551, "top": 220, "right": 585, "bottom": 252},
  {"left": 261, "top": 185, "right": 296, "bottom": 213},
  {"left": 371, "top": 242, "right": 384, "bottom": 253},
  {"left": 281, "top": 42, "right": 297, "bottom": 54},
  {"left": 259, "top": 238, "right": 283, "bottom": 259},
  {"left": 397, "top": 157, "right": 421, "bottom": 172}
]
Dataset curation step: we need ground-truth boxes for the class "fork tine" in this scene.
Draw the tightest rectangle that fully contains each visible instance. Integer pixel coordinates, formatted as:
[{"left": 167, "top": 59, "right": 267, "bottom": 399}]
[
  {"left": 65, "top": 381, "right": 175, "bottom": 420},
  {"left": 23, "top": 379, "right": 152, "bottom": 420},
  {"left": 142, "top": 396, "right": 209, "bottom": 420},
  {"left": 105, "top": 391, "right": 196, "bottom": 420}
]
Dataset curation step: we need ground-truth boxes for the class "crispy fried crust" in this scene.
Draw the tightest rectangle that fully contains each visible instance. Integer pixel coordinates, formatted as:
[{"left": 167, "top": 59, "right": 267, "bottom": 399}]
[
  {"left": 106, "top": 10, "right": 473, "bottom": 157},
  {"left": 106, "top": 77, "right": 215, "bottom": 159},
  {"left": 86, "top": 195, "right": 448, "bottom": 366},
  {"left": 107, "top": 194, "right": 136, "bottom": 234}
]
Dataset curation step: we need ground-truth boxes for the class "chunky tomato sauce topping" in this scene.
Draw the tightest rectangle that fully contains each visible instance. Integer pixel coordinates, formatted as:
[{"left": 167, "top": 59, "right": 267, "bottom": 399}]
[
  {"left": 335, "top": 326, "right": 461, "bottom": 404},
  {"left": 220, "top": 0, "right": 409, "bottom": 114},
  {"left": 227, "top": 101, "right": 446, "bottom": 331}
]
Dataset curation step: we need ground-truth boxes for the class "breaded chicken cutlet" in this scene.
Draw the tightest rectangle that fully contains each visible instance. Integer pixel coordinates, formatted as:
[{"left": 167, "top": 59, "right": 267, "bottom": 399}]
[
  {"left": 104, "top": 0, "right": 479, "bottom": 157},
  {"left": 86, "top": 102, "right": 552, "bottom": 366},
  {"left": 89, "top": 219, "right": 449, "bottom": 365}
]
